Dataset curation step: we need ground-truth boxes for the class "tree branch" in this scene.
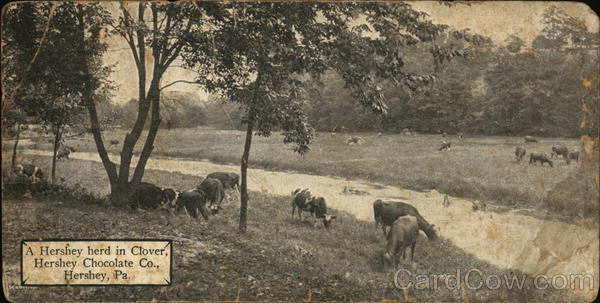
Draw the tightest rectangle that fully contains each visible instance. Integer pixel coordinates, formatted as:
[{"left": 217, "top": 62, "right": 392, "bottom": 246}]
[{"left": 159, "top": 79, "right": 200, "bottom": 91}]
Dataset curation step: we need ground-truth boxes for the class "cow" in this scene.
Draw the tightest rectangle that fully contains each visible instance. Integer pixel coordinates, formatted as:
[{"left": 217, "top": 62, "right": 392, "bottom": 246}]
[
  {"left": 206, "top": 172, "right": 240, "bottom": 191},
  {"left": 568, "top": 151, "right": 580, "bottom": 163},
  {"left": 196, "top": 178, "right": 225, "bottom": 212},
  {"left": 383, "top": 216, "right": 419, "bottom": 269},
  {"left": 130, "top": 182, "right": 177, "bottom": 210},
  {"left": 109, "top": 140, "right": 119, "bottom": 146},
  {"left": 56, "top": 145, "right": 74, "bottom": 161},
  {"left": 529, "top": 153, "right": 553, "bottom": 167},
  {"left": 551, "top": 146, "right": 569, "bottom": 159},
  {"left": 291, "top": 189, "right": 336, "bottom": 229},
  {"left": 346, "top": 136, "right": 364, "bottom": 145},
  {"left": 310, "top": 196, "right": 336, "bottom": 230},
  {"left": 524, "top": 136, "right": 538, "bottom": 143},
  {"left": 291, "top": 188, "right": 313, "bottom": 221},
  {"left": 515, "top": 147, "right": 526, "bottom": 162},
  {"left": 373, "top": 200, "right": 437, "bottom": 240},
  {"left": 442, "top": 194, "right": 450, "bottom": 208},
  {"left": 14, "top": 164, "right": 45, "bottom": 183},
  {"left": 173, "top": 190, "right": 211, "bottom": 220},
  {"left": 439, "top": 141, "right": 451, "bottom": 151}
]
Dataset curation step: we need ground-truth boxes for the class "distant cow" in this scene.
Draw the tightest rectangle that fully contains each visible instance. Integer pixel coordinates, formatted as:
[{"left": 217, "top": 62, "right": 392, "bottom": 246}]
[
  {"left": 130, "top": 182, "right": 177, "bottom": 210},
  {"left": 57, "top": 145, "right": 74, "bottom": 160},
  {"left": 551, "top": 146, "right": 569, "bottom": 159},
  {"left": 568, "top": 151, "right": 580, "bottom": 163},
  {"left": 109, "top": 140, "right": 119, "bottom": 146},
  {"left": 529, "top": 153, "right": 553, "bottom": 167},
  {"left": 373, "top": 200, "right": 437, "bottom": 240},
  {"left": 439, "top": 141, "right": 451, "bottom": 151},
  {"left": 515, "top": 147, "right": 526, "bottom": 162},
  {"left": 174, "top": 190, "right": 211, "bottom": 220},
  {"left": 196, "top": 178, "right": 225, "bottom": 212},
  {"left": 310, "top": 196, "right": 336, "bottom": 229},
  {"left": 383, "top": 216, "right": 419, "bottom": 269},
  {"left": 346, "top": 136, "right": 364, "bottom": 145},
  {"left": 14, "top": 164, "right": 45, "bottom": 183},
  {"left": 524, "top": 136, "right": 538, "bottom": 143},
  {"left": 206, "top": 172, "right": 240, "bottom": 191}
]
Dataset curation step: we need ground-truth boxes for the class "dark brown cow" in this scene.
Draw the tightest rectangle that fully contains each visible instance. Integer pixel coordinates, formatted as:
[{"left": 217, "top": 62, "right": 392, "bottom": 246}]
[
  {"left": 173, "top": 190, "right": 211, "bottom": 220},
  {"left": 373, "top": 200, "right": 437, "bottom": 240},
  {"left": 206, "top": 172, "right": 240, "bottom": 191},
  {"left": 196, "top": 178, "right": 225, "bottom": 212},
  {"left": 130, "top": 182, "right": 176, "bottom": 210},
  {"left": 529, "top": 153, "right": 553, "bottom": 167},
  {"left": 551, "top": 146, "right": 569, "bottom": 159}
]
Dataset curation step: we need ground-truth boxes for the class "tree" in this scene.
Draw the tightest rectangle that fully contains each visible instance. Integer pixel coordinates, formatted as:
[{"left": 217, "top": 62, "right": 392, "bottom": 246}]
[
  {"left": 182, "top": 2, "right": 451, "bottom": 233},
  {"left": 2, "top": 2, "right": 49, "bottom": 171},
  {"left": 3, "top": 2, "right": 111, "bottom": 183},
  {"left": 81, "top": 3, "right": 201, "bottom": 204}
]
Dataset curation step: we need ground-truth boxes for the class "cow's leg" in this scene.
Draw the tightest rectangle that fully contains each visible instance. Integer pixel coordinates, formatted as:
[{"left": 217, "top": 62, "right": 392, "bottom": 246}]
[
  {"left": 292, "top": 204, "right": 296, "bottom": 219},
  {"left": 382, "top": 225, "right": 387, "bottom": 237},
  {"left": 199, "top": 205, "right": 210, "bottom": 221},
  {"left": 410, "top": 243, "right": 416, "bottom": 262}
]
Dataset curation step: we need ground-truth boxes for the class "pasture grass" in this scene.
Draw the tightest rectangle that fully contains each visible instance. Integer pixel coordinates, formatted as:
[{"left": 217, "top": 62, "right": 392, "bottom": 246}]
[
  {"left": 1, "top": 156, "right": 580, "bottom": 302},
  {"left": 18, "top": 127, "right": 597, "bottom": 221}
]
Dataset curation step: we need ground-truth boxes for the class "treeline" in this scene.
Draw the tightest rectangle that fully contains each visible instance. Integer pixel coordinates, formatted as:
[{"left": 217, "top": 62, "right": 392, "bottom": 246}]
[
  {"left": 98, "top": 6, "right": 597, "bottom": 138},
  {"left": 304, "top": 7, "right": 598, "bottom": 137}
]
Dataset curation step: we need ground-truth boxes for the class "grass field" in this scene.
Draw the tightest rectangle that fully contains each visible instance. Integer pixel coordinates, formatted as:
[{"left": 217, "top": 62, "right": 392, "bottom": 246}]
[
  {"left": 22, "top": 127, "right": 591, "bottom": 217},
  {"left": 1, "top": 156, "right": 580, "bottom": 302}
]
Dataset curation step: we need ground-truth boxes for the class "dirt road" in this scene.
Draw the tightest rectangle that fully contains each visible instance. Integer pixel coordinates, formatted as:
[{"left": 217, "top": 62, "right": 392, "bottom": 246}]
[{"left": 19, "top": 149, "right": 600, "bottom": 299}]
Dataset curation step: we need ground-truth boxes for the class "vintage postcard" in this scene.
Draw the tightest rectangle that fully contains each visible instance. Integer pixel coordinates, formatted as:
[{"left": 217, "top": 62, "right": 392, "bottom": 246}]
[{"left": 1, "top": 1, "right": 598, "bottom": 302}]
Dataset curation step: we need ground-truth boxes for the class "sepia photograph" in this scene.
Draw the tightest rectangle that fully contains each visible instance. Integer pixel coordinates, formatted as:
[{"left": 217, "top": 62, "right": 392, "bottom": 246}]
[{"left": 1, "top": 1, "right": 598, "bottom": 302}]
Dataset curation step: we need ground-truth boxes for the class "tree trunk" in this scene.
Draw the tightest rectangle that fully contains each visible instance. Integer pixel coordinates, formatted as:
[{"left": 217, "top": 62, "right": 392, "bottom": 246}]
[
  {"left": 131, "top": 81, "right": 162, "bottom": 184},
  {"left": 51, "top": 129, "right": 61, "bottom": 184},
  {"left": 239, "top": 112, "right": 255, "bottom": 234},
  {"left": 11, "top": 123, "right": 21, "bottom": 171}
]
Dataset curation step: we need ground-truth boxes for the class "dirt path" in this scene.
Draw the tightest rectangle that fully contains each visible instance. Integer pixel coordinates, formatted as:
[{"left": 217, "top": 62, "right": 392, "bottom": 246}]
[{"left": 19, "top": 149, "right": 600, "bottom": 299}]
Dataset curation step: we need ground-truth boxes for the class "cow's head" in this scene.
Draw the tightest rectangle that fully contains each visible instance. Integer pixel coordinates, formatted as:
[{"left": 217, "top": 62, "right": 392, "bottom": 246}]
[
  {"left": 423, "top": 224, "right": 439, "bottom": 241},
  {"left": 322, "top": 215, "right": 337, "bottom": 230},
  {"left": 162, "top": 188, "right": 178, "bottom": 207}
]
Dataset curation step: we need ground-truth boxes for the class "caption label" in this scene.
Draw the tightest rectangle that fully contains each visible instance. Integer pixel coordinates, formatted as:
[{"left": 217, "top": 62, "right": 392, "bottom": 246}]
[{"left": 22, "top": 240, "right": 172, "bottom": 285}]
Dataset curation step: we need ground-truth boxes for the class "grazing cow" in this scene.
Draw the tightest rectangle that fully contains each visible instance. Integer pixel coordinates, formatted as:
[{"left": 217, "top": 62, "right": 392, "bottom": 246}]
[
  {"left": 439, "top": 141, "right": 451, "bottom": 151},
  {"left": 373, "top": 200, "right": 437, "bottom": 240},
  {"left": 524, "top": 136, "right": 538, "bottom": 143},
  {"left": 196, "top": 178, "right": 225, "bottom": 212},
  {"left": 551, "top": 146, "right": 569, "bottom": 159},
  {"left": 109, "top": 140, "right": 119, "bottom": 146},
  {"left": 130, "top": 182, "right": 176, "bottom": 210},
  {"left": 515, "top": 147, "right": 526, "bottom": 162},
  {"left": 568, "top": 151, "right": 580, "bottom": 163},
  {"left": 173, "top": 190, "right": 211, "bottom": 220},
  {"left": 383, "top": 216, "right": 419, "bottom": 269},
  {"left": 291, "top": 188, "right": 313, "bottom": 221},
  {"left": 206, "top": 172, "right": 240, "bottom": 191},
  {"left": 14, "top": 164, "right": 45, "bottom": 183},
  {"left": 310, "top": 196, "right": 336, "bottom": 229},
  {"left": 529, "top": 153, "right": 553, "bottom": 167},
  {"left": 377, "top": 132, "right": 383, "bottom": 137}
]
